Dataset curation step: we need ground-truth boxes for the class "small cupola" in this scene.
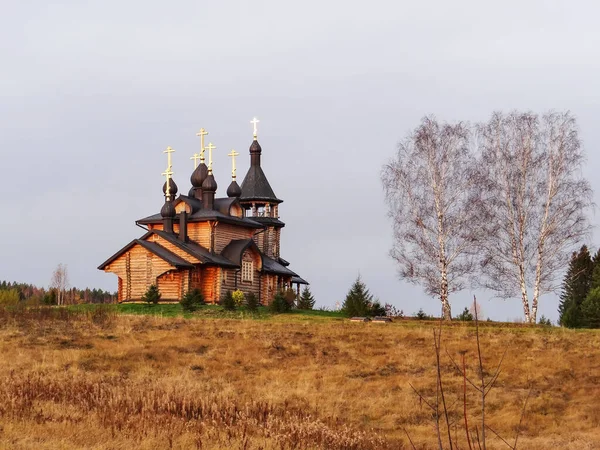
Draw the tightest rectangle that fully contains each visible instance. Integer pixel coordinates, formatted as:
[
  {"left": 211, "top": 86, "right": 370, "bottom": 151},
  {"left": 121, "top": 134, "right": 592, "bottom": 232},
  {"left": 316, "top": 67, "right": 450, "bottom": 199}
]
[
  {"left": 227, "top": 148, "right": 241, "bottom": 198},
  {"left": 202, "top": 142, "right": 218, "bottom": 210}
]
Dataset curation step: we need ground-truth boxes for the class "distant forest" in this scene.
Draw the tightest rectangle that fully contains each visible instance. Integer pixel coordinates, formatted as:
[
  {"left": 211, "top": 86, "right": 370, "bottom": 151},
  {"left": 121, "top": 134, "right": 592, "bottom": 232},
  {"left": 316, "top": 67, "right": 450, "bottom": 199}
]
[{"left": 0, "top": 280, "right": 116, "bottom": 305}]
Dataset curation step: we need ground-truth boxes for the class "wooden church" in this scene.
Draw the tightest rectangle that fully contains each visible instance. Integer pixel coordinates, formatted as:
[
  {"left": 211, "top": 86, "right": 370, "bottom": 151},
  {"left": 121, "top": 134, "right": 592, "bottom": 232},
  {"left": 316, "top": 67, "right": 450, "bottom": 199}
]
[{"left": 98, "top": 119, "right": 308, "bottom": 304}]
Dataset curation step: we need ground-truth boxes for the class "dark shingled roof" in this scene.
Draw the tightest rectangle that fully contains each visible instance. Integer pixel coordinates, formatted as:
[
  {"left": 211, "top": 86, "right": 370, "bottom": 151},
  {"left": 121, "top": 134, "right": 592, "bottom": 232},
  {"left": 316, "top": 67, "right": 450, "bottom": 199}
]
[
  {"left": 239, "top": 165, "right": 282, "bottom": 204},
  {"left": 151, "top": 230, "right": 238, "bottom": 268},
  {"left": 221, "top": 239, "right": 260, "bottom": 266},
  {"left": 136, "top": 240, "right": 194, "bottom": 268},
  {"left": 261, "top": 255, "right": 298, "bottom": 277},
  {"left": 98, "top": 234, "right": 194, "bottom": 270},
  {"left": 291, "top": 276, "right": 309, "bottom": 285},
  {"left": 137, "top": 204, "right": 263, "bottom": 229}
]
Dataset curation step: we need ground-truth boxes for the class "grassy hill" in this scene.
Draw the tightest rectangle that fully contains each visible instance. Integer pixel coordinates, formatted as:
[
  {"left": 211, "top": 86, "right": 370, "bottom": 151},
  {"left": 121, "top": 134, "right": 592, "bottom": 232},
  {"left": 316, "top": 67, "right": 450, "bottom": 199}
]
[{"left": 0, "top": 306, "right": 597, "bottom": 449}]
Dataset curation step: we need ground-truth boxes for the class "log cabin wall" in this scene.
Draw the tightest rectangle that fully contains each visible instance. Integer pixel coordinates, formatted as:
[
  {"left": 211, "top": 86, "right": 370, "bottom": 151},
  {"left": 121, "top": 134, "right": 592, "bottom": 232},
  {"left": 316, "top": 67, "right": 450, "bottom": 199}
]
[
  {"left": 200, "top": 266, "right": 221, "bottom": 303},
  {"left": 221, "top": 268, "right": 240, "bottom": 297},
  {"left": 238, "top": 249, "right": 262, "bottom": 302},
  {"left": 157, "top": 270, "right": 183, "bottom": 301},
  {"left": 186, "top": 222, "right": 211, "bottom": 248},
  {"left": 142, "top": 234, "right": 201, "bottom": 264},
  {"left": 214, "top": 224, "right": 254, "bottom": 253},
  {"left": 103, "top": 244, "right": 175, "bottom": 302}
]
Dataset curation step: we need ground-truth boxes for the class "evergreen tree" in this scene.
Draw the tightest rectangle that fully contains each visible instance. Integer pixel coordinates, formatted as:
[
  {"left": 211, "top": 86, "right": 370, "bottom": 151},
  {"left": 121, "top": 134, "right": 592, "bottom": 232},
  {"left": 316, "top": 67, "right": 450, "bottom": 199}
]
[
  {"left": 581, "top": 287, "right": 600, "bottom": 328},
  {"left": 341, "top": 276, "right": 373, "bottom": 317},
  {"left": 558, "top": 245, "right": 593, "bottom": 328},
  {"left": 297, "top": 287, "right": 316, "bottom": 310},
  {"left": 269, "top": 291, "right": 291, "bottom": 313},
  {"left": 180, "top": 288, "right": 204, "bottom": 312},
  {"left": 221, "top": 290, "right": 236, "bottom": 311},
  {"left": 457, "top": 307, "right": 474, "bottom": 321},
  {"left": 142, "top": 284, "right": 161, "bottom": 305},
  {"left": 246, "top": 292, "right": 259, "bottom": 312}
]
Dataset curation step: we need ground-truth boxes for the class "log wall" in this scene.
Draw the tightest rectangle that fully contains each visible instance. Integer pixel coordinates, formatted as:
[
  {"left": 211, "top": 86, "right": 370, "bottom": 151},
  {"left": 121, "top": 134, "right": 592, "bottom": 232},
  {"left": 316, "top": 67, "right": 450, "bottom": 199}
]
[{"left": 214, "top": 224, "right": 254, "bottom": 253}]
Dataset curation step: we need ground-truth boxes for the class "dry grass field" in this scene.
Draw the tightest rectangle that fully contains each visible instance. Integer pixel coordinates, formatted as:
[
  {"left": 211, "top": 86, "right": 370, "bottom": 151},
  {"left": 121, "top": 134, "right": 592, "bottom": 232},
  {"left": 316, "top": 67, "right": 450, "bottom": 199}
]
[{"left": 0, "top": 306, "right": 599, "bottom": 449}]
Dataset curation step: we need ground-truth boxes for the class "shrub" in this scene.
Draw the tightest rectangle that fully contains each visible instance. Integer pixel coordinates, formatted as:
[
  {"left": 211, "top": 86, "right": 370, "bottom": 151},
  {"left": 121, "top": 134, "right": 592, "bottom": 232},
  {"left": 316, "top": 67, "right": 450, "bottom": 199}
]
[
  {"left": 269, "top": 291, "right": 291, "bottom": 313},
  {"left": 221, "top": 290, "right": 236, "bottom": 311},
  {"left": 0, "top": 289, "right": 20, "bottom": 307},
  {"left": 369, "top": 300, "right": 386, "bottom": 317},
  {"left": 414, "top": 308, "right": 429, "bottom": 320},
  {"left": 297, "top": 287, "right": 316, "bottom": 310},
  {"left": 341, "top": 276, "right": 373, "bottom": 317},
  {"left": 142, "top": 285, "right": 161, "bottom": 305},
  {"left": 457, "top": 307, "right": 473, "bottom": 321},
  {"left": 180, "top": 289, "right": 204, "bottom": 312},
  {"left": 538, "top": 315, "right": 552, "bottom": 326},
  {"left": 246, "top": 292, "right": 259, "bottom": 312},
  {"left": 232, "top": 289, "right": 245, "bottom": 307}
]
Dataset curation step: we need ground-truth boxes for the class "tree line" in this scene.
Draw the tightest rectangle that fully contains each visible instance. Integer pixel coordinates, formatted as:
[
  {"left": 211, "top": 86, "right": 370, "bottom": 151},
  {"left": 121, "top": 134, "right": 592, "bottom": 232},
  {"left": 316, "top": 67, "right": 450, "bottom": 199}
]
[
  {"left": 0, "top": 280, "right": 116, "bottom": 306},
  {"left": 382, "top": 111, "right": 592, "bottom": 323}
]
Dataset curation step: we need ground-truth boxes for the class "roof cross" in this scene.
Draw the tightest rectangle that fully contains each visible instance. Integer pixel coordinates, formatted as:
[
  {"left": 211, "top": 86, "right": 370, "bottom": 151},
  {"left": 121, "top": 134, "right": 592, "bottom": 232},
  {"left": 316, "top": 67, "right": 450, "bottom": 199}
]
[
  {"left": 196, "top": 128, "right": 208, "bottom": 162},
  {"left": 250, "top": 117, "right": 259, "bottom": 140},
  {"left": 228, "top": 149, "right": 240, "bottom": 180},
  {"left": 190, "top": 153, "right": 201, "bottom": 169},
  {"left": 161, "top": 165, "right": 174, "bottom": 198},
  {"left": 205, "top": 142, "right": 216, "bottom": 173},
  {"left": 163, "top": 146, "right": 175, "bottom": 170}
]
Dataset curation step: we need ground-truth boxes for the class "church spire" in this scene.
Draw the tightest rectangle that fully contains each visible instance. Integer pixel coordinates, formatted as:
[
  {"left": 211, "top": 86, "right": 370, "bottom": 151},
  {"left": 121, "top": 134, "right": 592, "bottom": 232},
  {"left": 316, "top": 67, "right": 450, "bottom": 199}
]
[
  {"left": 190, "top": 128, "right": 209, "bottom": 199},
  {"left": 202, "top": 142, "right": 218, "bottom": 210},
  {"left": 160, "top": 156, "right": 176, "bottom": 233},
  {"left": 227, "top": 149, "right": 241, "bottom": 198},
  {"left": 162, "top": 146, "right": 178, "bottom": 199},
  {"left": 249, "top": 117, "right": 262, "bottom": 167}
]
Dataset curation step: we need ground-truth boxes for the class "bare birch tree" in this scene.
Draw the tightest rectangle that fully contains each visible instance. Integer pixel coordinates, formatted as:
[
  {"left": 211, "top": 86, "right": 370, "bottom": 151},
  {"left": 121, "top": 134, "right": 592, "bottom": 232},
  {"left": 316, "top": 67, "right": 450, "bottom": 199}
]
[
  {"left": 382, "top": 117, "right": 480, "bottom": 320},
  {"left": 50, "top": 263, "right": 69, "bottom": 306},
  {"left": 475, "top": 111, "right": 592, "bottom": 323}
]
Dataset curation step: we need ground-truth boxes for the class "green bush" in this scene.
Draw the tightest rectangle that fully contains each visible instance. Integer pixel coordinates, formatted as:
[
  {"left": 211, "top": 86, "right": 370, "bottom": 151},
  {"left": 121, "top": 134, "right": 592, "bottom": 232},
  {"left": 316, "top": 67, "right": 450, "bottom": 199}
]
[
  {"left": 0, "top": 289, "right": 20, "bottom": 307},
  {"left": 232, "top": 289, "right": 245, "bottom": 307},
  {"left": 369, "top": 300, "right": 386, "bottom": 317},
  {"left": 457, "top": 307, "right": 473, "bottom": 321},
  {"left": 180, "top": 288, "right": 205, "bottom": 312},
  {"left": 283, "top": 288, "right": 297, "bottom": 307},
  {"left": 269, "top": 291, "right": 291, "bottom": 313},
  {"left": 538, "top": 315, "right": 552, "bottom": 326},
  {"left": 142, "top": 285, "right": 161, "bottom": 305},
  {"left": 221, "top": 290, "right": 236, "bottom": 311},
  {"left": 246, "top": 292, "right": 259, "bottom": 311},
  {"left": 297, "top": 287, "right": 316, "bottom": 310},
  {"left": 414, "top": 308, "right": 429, "bottom": 320}
]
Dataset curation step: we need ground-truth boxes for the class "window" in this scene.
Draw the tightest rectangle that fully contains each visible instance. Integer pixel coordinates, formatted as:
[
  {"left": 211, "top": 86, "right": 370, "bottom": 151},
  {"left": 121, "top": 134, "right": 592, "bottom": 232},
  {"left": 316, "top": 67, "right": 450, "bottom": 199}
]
[{"left": 242, "top": 261, "right": 253, "bottom": 283}]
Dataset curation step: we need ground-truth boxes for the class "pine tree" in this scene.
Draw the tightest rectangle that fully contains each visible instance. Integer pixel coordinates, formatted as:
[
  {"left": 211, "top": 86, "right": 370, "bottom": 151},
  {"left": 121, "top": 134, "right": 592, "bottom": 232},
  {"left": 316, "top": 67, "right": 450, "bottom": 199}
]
[
  {"left": 341, "top": 276, "right": 373, "bottom": 317},
  {"left": 246, "top": 292, "right": 259, "bottom": 312},
  {"left": 142, "top": 284, "right": 161, "bottom": 305},
  {"left": 297, "top": 287, "right": 316, "bottom": 310},
  {"left": 457, "top": 307, "right": 473, "bottom": 321},
  {"left": 269, "top": 291, "right": 291, "bottom": 313},
  {"left": 558, "top": 245, "right": 593, "bottom": 328},
  {"left": 180, "top": 288, "right": 204, "bottom": 312},
  {"left": 221, "top": 290, "right": 236, "bottom": 311},
  {"left": 581, "top": 287, "right": 600, "bottom": 328}
]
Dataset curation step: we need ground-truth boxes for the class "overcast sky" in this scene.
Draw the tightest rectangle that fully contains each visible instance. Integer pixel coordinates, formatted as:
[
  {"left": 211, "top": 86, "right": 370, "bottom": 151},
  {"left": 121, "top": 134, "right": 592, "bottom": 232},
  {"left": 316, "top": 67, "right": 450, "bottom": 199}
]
[{"left": 1, "top": 0, "right": 599, "bottom": 321}]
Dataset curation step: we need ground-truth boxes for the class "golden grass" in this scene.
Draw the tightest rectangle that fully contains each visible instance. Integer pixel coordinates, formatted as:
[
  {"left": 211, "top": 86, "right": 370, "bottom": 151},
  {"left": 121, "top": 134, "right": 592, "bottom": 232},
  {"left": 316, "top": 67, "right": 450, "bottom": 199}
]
[{"left": 0, "top": 308, "right": 599, "bottom": 449}]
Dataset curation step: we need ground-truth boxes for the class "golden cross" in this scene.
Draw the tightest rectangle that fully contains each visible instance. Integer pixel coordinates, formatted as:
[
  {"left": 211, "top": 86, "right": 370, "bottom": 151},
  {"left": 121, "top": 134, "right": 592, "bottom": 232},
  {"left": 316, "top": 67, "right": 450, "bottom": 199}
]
[
  {"left": 228, "top": 149, "right": 240, "bottom": 179},
  {"left": 190, "top": 153, "right": 200, "bottom": 169},
  {"left": 196, "top": 128, "right": 208, "bottom": 161},
  {"left": 205, "top": 142, "right": 216, "bottom": 173},
  {"left": 163, "top": 146, "right": 175, "bottom": 171},
  {"left": 250, "top": 117, "right": 260, "bottom": 140},
  {"left": 161, "top": 165, "right": 174, "bottom": 198}
]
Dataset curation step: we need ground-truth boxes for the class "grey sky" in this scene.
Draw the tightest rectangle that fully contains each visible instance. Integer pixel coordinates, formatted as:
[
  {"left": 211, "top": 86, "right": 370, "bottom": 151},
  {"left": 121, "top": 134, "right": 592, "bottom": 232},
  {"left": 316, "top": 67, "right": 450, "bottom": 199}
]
[{"left": 1, "top": 1, "right": 599, "bottom": 321}]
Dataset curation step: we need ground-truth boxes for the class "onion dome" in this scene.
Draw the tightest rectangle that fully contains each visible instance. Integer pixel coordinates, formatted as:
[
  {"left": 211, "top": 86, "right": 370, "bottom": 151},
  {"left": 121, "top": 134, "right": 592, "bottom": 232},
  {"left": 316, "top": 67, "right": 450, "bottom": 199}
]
[
  {"left": 162, "top": 178, "right": 178, "bottom": 197},
  {"left": 249, "top": 140, "right": 262, "bottom": 154},
  {"left": 160, "top": 199, "right": 176, "bottom": 218},
  {"left": 202, "top": 173, "right": 218, "bottom": 192},
  {"left": 227, "top": 180, "right": 242, "bottom": 198},
  {"left": 190, "top": 163, "right": 208, "bottom": 188}
]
